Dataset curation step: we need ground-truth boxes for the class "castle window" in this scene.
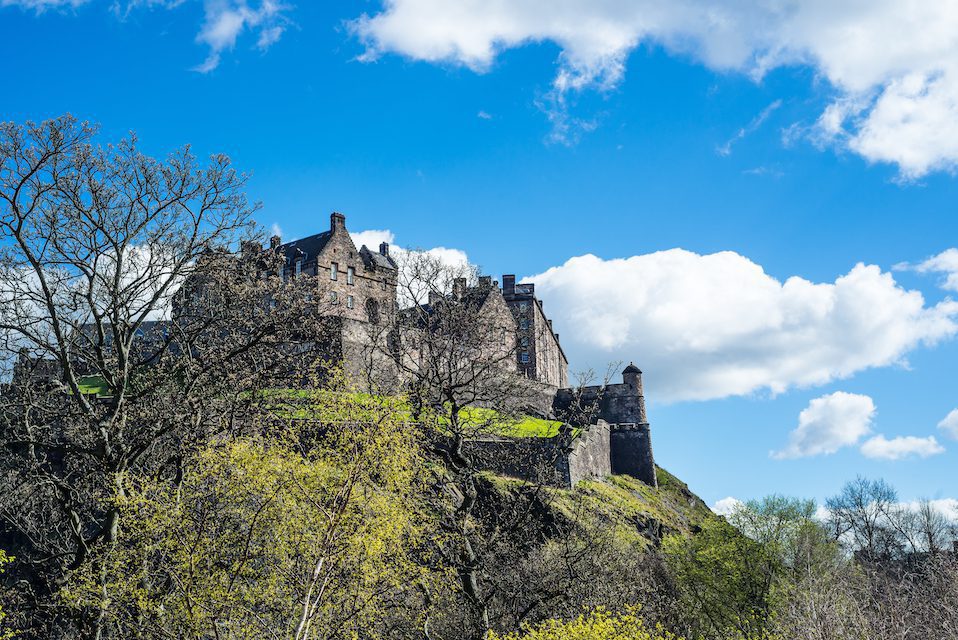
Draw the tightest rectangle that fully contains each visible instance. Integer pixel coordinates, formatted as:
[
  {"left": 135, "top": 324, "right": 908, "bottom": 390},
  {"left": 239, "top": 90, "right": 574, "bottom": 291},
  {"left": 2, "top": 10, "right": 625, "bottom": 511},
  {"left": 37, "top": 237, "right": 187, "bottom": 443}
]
[
  {"left": 347, "top": 295, "right": 354, "bottom": 309},
  {"left": 519, "top": 352, "right": 530, "bottom": 364},
  {"left": 294, "top": 259, "right": 302, "bottom": 277},
  {"left": 519, "top": 318, "right": 529, "bottom": 330},
  {"left": 347, "top": 266, "right": 355, "bottom": 285},
  {"left": 366, "top": 298, "right": 380, "bottom": 324},
  {"left": 330, "top": 291, "right": 338, "bottom": 304},
  {"left": 331, "top": 262, "right": 338, "bottom": 280},
  {"left": 520, "top": 337, "right": 529, "bottom": 347}
]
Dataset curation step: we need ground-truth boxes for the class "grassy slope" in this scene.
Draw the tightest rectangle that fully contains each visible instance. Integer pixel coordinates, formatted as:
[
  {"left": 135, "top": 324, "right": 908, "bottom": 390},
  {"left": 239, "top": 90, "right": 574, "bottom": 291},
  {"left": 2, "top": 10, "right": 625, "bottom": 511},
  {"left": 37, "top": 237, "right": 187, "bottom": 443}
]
[
  {"left": 254, "top": 389, "right": 564, "bottom": 437},
  {"left": 483, "top": 466, "right": 715, "bottom": 549}
]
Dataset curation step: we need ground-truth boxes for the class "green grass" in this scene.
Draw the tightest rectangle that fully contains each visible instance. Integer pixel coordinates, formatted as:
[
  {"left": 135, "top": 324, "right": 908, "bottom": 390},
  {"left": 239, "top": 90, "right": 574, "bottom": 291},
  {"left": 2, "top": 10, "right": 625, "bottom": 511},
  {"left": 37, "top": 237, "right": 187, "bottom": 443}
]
[
  {"left": 458, "top": 406, "right": 563, "bottom": 438},
  {"left": 483, "top": 465, "right": 716, "bottom": 547},
  {"left": 76, "top": 375, "right": 111, "bottom": 396},
  {"left": 252, "top": 389, "right": 564, "bottom": 438}
]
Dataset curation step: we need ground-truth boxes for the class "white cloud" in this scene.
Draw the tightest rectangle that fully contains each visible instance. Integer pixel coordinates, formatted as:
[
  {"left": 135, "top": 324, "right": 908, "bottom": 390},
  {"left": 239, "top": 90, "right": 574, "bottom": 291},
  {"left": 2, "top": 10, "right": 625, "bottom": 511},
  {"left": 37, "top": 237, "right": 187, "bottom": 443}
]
[
  {"left": 711, "top": 496, "right": 743, "bottom": 517},
  {"left": 0, "top": 0, "right": 86, "bottom": 9},
  {"left": 1, "top": 0, "right": 291, "bottom": 71},
  {"left": 717, "top": 99, "right": 782, "bottom": 157},
  {"left": 900, "top": 498, "right": 958, "bottom": 522},
  {"left": 938, "top": 408, "right": 958, "bottom": 440},
  {"left": 773, "top": 392, "right": 875, "bottom": 459},
  {"left": 351, "top": 1, "right": 958, "bottom": 177},
  {"left": 527, "top": 250, "right": 958, "bottom": 402},
  {"left": 860, "top": 434, "right": 945, "bottom": 460},
  {"left": 905, "top": 248, "right": 958, "bottom": 293},
  {"left": 350, "top": 228, "right": 471, "bottom": 307},
  {"left": 193, "top": 0, "right": 289, "bottom": 73},
  {"left": 477, "top": 110, "right": 493, "bottom": 120}
]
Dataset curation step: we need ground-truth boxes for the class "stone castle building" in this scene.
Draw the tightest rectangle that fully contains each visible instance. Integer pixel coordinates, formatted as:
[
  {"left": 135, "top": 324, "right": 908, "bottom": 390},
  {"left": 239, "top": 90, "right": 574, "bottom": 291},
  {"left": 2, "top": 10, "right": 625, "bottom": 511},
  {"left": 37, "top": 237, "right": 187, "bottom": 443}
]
[
  {"left": 262, "top": 212, "right": 569, "bottom": 390},
  {"left": 259, "top": 212, "right": 655, "bottom": 488},
  {"left": 501, "top": 276, "right": 568, "bottom": 389},
  {"left": 262, "top": 211, "right": 399, "bottom": 327},
  {"left": 18, "top": 210, "right": 657, "bottom": 489}
]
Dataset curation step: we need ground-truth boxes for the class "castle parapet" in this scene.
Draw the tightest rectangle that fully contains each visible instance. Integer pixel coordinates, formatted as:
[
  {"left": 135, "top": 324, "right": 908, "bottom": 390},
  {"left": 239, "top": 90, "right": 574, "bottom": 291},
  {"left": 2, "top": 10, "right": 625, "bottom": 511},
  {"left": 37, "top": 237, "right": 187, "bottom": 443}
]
[{"left": 552, "top": 363, "right": 657, "bottom": 487}]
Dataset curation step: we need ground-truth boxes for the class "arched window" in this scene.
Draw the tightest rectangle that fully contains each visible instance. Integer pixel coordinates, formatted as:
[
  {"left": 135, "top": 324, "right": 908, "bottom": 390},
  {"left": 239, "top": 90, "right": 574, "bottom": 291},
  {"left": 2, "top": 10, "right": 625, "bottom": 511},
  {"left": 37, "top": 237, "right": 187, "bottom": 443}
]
[{"left": 366, "top": 298, "right": 380, "bottom": 324}]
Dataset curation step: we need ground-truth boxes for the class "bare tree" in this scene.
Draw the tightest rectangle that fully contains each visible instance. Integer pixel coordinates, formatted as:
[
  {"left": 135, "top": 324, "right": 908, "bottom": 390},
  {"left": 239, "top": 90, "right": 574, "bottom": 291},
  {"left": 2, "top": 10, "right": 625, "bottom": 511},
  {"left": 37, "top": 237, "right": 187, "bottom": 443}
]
[
  {"left": 825, "top": 476, "right": 901, "bottom": 560},
  {"left": 362, "top": 250, "right": 546, "bottom": 638},
  {"left": 0, "top": 116, "right": 330, "bottom": 637}
]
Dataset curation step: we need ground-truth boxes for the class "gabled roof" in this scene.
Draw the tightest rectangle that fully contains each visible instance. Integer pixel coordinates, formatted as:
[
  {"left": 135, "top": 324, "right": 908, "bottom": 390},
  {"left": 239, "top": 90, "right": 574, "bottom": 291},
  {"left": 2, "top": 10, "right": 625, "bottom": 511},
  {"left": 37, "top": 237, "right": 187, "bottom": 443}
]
[
  {"left": 278, "top": 231, "right": 332, "bottom": 262},
  {"left": 359, "top": 245, "right": 397, "bottom": 271}
]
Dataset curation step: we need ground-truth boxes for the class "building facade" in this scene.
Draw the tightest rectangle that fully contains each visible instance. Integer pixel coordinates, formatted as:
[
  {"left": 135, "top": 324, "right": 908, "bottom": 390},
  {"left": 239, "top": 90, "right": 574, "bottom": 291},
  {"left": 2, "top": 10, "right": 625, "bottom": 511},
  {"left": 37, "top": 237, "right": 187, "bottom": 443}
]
[
  {"left": 501, "top": 275, "right": 569, "bottom": 389},
  {"left": 270, "top": 211, "right": 398, "bottom": 326}
]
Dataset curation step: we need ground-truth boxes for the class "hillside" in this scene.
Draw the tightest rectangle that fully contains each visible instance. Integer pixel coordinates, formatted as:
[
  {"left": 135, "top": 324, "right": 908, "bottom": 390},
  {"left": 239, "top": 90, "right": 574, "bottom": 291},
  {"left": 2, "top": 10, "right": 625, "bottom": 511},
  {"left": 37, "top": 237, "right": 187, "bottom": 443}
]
[{"left": 480, "top": 465, "right": 716, "bottom": 550}]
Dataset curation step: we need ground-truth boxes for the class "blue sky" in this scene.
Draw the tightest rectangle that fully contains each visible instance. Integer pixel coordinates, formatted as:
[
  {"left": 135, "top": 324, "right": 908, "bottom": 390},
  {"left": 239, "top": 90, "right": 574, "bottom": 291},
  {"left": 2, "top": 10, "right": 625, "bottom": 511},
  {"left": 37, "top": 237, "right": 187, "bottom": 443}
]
[{"left": 4, "top": 0, "right": 958, "bottom": 513}]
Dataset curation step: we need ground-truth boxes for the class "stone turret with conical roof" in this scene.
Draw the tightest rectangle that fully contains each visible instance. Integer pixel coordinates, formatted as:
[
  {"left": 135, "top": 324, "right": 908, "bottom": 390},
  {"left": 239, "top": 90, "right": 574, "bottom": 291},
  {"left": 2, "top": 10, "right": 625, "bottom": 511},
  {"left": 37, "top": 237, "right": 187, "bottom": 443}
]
[{"left": 551, "top": 361, "right": 657, "bottom": 487}]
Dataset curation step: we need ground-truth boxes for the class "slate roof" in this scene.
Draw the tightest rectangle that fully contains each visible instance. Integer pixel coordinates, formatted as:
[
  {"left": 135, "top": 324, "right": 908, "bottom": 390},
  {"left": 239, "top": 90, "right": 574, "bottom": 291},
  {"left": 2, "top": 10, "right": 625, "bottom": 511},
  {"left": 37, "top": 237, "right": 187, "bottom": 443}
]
[
  {"left": 278, "top": 231, "right": 332, "bottom": 262},
  {"left": 360, "top": 245, "right": 398, "bottom": 271}
]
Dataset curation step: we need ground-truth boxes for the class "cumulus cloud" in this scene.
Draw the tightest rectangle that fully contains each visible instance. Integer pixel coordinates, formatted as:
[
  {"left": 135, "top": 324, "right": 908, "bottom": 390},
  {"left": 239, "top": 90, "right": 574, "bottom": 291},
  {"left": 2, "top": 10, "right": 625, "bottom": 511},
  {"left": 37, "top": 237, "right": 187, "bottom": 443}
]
[
  {"left": 773, "top": 392, "right": 876, "bottom": 459},
  {"left": 938, "top": 409, "right": 958, "bottom": 440},
  {"left": 903, "top": 248, "right": 958, "bottom": 293},
  {"left": 527, "top": 250, "right": 958, "bottom": 402},
  {"left": 350, "top": 228, "right": 469, "bottom": 274},
  {"left": 860, "top": 434, "right": 945, "bottom": 460},
  {"left": 711, "top": 496, "right": 743, "bottom": 517},
  {"left": 351, "top": 1, "right": 958, "bottom": 176}
]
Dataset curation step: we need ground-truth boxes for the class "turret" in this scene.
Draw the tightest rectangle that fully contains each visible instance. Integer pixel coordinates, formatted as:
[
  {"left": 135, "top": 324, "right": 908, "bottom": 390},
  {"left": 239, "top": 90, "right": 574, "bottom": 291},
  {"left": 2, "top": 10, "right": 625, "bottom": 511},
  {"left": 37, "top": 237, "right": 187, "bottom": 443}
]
[
  {"left": 330, "top": 211, "right": 346, "bottom": 232},
  {"left": 622, "top": 362, "right": 648, "bottom": 424}
]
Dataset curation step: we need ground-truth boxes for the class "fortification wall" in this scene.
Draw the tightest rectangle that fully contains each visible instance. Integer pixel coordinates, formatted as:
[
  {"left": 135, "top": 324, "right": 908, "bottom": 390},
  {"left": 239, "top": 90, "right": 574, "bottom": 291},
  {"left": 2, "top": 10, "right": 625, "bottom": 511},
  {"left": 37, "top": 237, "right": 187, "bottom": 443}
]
[
  {"left": 566, "top": 420, "right": 612, "bottom": 486},
  {"left": 465, "top": 419, "right": 614, "bottom": 488},
  {"left": 610, "top": 423, "right": 657, "bottom": 487}
]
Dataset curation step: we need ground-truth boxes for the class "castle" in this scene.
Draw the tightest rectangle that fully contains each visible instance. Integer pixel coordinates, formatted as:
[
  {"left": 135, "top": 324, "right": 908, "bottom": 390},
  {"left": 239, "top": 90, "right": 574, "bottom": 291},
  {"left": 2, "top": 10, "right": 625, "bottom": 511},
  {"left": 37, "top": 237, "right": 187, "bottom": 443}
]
[
  {"left": 12, "top": 211, "right": 658, "bottom": 490},
  {"left": 257, "top": 212, "right": 657, "bottom": 489}
]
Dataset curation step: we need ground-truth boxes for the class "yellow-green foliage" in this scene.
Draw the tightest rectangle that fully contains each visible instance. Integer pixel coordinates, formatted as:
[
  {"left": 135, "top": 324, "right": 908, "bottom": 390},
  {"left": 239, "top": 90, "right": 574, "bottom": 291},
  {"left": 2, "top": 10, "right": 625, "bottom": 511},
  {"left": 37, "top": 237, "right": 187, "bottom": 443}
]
[
  {"left": 487, "top": 608, "right": 682, "bottom": 640},
  {"left": 662, "top": 517, "right": 778, "bottom": 640},
  {"left": 63, "top": 390, "right": 434, "bottom": 639},
  {"left": 0, "top": 550, "right": 13, "bottom": 640}
]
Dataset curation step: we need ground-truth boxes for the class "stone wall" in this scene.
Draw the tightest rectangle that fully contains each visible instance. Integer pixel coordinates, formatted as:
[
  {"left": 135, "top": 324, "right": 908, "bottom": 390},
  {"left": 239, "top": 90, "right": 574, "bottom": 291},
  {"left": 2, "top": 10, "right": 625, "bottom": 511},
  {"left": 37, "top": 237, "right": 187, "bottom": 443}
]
[
  {"left": 465, "top": 419, "right": 613, "bottom": 489},
  {"left": 610, "top": 423, "right": 656, "bottom": 486},
  {"left": 566, "top": 420, "right": 612, "bottom": 486},
  {"left": 552, "top": 365, "right": 657, "bottom": 487}
]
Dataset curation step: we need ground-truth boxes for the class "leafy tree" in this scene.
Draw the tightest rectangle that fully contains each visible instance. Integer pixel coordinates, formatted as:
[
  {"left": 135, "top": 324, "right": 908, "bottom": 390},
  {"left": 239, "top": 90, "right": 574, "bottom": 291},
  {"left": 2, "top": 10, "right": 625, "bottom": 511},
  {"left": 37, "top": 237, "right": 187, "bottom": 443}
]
[
  {"left": 486, "top": 608, "right": 681, "bottom": 640},
  {"left": 62, "top": 386, "right": 434, "bottom": 639},
  {"left": 662, "top": 517, "right": 776, "bottom": 639}
]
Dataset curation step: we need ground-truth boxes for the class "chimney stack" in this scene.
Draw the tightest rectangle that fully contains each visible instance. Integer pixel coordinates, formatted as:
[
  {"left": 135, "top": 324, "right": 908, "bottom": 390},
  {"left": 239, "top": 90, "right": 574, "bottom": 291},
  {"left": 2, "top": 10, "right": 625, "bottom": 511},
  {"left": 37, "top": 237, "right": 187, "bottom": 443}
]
[
  {"left": 502, "top": 274, "right": 516, "bottom": 295},
  {"left": 270, "top": 235, "right": 281, "bottom": 250},
  {"left": 379, "top": 242, "right": 389, "bottom": 257},
  {"left": 453, "top": 277, "right": 467, "bottom": 299},
  {"left": 478, "top": 275, "right": 492, "bottom": 288},
  {"left": 330, "top": 212, "right": 346, "bottom": 232}
]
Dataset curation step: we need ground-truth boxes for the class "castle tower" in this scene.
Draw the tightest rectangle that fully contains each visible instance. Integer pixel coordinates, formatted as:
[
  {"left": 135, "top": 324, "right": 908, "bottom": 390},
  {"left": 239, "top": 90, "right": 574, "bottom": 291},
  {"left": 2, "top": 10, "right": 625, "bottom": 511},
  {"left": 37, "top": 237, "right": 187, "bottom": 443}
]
[
  {"left": 609, "top": 363, "right": 657, "bottom": 487},
  {"left": 621, "top": 362, "right": 648, "bottom": 424}
]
